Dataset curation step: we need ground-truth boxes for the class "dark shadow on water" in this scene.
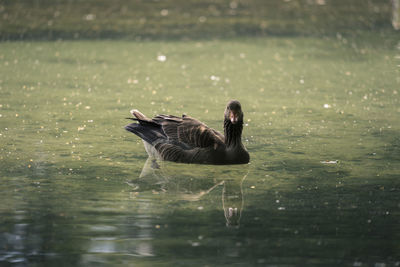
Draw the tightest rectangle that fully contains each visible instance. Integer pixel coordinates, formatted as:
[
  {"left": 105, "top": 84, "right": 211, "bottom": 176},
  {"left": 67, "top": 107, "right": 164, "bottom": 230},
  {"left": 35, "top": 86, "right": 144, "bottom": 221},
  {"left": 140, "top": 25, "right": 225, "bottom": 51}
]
[
  {"left": 0, "top": 0, "right": 396, "bottom": 42},
  {"left": 122, "top": 157, "right": 400, "bottom": 266},
  {"left": 1, "top": 152, "right": 399, "bottom": 266}
]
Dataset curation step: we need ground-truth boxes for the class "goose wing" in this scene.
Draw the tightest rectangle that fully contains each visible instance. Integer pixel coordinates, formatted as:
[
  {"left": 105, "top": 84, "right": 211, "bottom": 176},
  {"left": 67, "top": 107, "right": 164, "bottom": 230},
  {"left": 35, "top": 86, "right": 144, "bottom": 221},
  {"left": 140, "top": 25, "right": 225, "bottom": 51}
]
[{"left": 152, "top": 114, "right": 225, "bottom": 149}]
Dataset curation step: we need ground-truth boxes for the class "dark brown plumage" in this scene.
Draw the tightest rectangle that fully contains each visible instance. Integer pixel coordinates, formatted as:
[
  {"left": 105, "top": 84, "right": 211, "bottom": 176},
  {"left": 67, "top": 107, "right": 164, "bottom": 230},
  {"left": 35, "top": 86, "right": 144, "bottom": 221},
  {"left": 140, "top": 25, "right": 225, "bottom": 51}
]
[{"left": 125, "top": 100, "right": 250, "bottom": 165}]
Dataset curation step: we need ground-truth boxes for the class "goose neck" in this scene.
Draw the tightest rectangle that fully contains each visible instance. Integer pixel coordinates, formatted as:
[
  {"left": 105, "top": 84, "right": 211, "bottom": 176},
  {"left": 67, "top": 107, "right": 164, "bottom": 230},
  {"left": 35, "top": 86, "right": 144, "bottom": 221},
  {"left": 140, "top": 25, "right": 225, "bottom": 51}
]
[{"left": 224, "top": 119, "right": 243, "bottom": 147}]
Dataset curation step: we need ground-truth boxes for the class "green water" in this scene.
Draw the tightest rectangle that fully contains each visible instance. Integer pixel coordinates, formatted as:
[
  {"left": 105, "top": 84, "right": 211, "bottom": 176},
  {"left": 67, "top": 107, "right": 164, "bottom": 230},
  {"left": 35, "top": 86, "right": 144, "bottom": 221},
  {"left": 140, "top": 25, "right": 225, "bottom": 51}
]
[{"left": 1, "top": 36, "right": 399, "bottom": 266}]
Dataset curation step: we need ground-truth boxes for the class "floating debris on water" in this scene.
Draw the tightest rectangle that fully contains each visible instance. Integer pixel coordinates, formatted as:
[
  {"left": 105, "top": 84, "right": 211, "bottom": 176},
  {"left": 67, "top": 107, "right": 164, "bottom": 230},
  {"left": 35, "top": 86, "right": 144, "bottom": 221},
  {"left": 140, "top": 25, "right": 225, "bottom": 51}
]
[
  {"left": 198, "top": 16, "right": 207, "bottom": 23},
  {"left": 160, "top": 9, "right": 169, "bottom": 16},
  {"left": 157, "top": 55, "right": 167, "bottom": 62},
  {"left": 320, "top": 160, "right": 339, "bottom": 164},
  {"left": 191, "top": 241, "right": 200, "bottom": 247},
  {"left": 83, "top": 14, "right": 96, "bottom": 21},
  {"left": 210, "top": 75, "right": 220, "bottom": 81}
]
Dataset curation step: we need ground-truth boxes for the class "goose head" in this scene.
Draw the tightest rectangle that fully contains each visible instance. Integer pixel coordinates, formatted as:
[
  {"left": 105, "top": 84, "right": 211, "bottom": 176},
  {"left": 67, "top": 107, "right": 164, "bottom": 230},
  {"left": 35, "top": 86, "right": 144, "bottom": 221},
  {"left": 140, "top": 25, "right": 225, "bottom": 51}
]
[{"left": 224, "top": 100, "right": 243, "bottom": 125}]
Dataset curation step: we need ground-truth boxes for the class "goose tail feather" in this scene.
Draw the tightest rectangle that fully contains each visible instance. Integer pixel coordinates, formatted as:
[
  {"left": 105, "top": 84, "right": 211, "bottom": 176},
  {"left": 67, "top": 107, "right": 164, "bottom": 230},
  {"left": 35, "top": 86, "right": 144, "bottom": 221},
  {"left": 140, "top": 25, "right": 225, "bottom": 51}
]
[
  {"left": 130, "top": 109, "right": 150, "bottom": 121},
  {"left": 125, "top": 121, "right": 167, "bottom": 145}
]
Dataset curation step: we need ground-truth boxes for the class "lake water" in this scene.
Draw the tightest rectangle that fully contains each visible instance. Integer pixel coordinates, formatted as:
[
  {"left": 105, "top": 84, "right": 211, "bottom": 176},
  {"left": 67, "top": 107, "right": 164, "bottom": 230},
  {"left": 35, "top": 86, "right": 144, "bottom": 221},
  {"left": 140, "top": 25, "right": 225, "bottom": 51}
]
[{"left": 1, "top": 35, "right": 399, "bottom": 266}]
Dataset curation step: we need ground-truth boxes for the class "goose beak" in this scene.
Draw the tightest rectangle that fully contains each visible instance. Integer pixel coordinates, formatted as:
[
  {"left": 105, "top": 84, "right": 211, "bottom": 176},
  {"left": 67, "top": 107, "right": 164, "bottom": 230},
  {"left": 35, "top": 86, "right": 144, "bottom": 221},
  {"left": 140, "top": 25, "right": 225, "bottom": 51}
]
[{"left": 230, "top": 111, "right": 238, "bottom": 124}]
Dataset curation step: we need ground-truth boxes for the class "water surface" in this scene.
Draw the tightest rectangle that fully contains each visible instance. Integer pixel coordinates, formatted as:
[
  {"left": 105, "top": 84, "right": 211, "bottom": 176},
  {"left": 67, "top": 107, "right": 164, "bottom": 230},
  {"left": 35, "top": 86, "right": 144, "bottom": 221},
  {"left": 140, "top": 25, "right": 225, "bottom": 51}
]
[{"left": 1, "top": 36, "right": 399, "bottom": 266}]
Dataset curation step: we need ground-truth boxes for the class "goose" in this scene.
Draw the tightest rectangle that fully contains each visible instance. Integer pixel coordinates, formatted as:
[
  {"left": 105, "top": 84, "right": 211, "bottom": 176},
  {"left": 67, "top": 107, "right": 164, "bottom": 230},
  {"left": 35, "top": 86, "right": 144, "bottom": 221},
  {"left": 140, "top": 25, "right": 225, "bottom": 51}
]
[{"left": 124, "top": 100, "right": 250, "bottom": 165}]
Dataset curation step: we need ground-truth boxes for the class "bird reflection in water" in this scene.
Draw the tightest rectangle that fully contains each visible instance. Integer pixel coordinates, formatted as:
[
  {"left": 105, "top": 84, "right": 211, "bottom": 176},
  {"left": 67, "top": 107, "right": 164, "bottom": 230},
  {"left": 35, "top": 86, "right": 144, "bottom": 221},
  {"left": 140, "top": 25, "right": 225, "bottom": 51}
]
[
  {"left": 127, "top": 158, "right": 249, "bottom": 227},
  {"left": 222, "top": 173, "right": 246, "bottom": 227}
]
